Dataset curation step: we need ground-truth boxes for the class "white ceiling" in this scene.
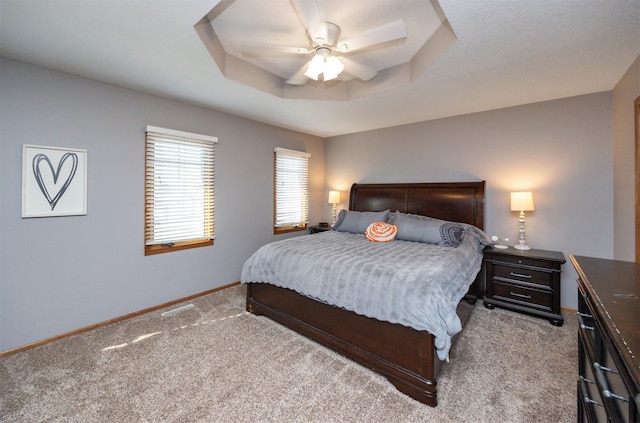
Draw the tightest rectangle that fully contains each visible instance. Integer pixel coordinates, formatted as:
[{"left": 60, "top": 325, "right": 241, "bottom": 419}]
[{"left": 1, "top": 0, "right": 639, "bottom": 138}]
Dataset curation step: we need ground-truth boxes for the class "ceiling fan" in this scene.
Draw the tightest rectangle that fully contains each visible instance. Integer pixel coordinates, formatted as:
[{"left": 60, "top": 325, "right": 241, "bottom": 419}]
[{"left": 241, "top": 0, "right": 408, "bottom": 85}]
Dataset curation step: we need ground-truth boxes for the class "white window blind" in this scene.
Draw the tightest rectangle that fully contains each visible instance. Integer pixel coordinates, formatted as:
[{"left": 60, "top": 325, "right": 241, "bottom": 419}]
[
  {"left": 274, "top": 147, "right": 310, "bottom": 229},
  {"left": 145, "top": 126, "right": 216, "bottom": 247}
]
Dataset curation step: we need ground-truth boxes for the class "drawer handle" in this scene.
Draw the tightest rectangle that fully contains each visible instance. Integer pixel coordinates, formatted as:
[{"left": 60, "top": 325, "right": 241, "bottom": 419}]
[
  {"left": 509, "top": 272, "right": 532, "bottom": 279},
  {"left": 604, "top": 391, "right": 629, "bottom": 403},
  {"left": 579, "top": 377, "right": 603, "bottom": 407},
  {"left": 596, "top": 363, "right": 619, "bottom": 375},
  {"left": 580, "top": 376, "right": 596, "bottom": 385},
  {"left": 577, "top": 312, "right": 594, "bottom": 331},
  {"left": 510, "top": 291, "right": 532, "bottom": 300},
  {"left": 593, "top": 362, "right": 629, "bottom": 403}
]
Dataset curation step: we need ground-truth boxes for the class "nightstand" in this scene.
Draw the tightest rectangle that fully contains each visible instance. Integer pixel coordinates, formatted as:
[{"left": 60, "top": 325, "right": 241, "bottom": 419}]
[
  {"left": 483, "top": 246, "right": 565, "bottom": 326},
  {"left": 308, "top": 225, "right": 332, "bottom": 234}
]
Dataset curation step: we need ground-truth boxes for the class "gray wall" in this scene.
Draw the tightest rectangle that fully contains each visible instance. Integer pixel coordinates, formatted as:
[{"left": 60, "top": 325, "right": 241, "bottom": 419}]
[
  {"left": 325, "top": 93, "right": 615, "bottom": 310},
  {"left": 0, "top": 58, "right": 325, "bottom": 351}
]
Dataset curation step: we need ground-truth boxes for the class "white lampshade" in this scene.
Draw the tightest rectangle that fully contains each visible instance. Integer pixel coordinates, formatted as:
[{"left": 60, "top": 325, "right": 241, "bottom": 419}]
[
  {"left": 328, "top": 191, "right": 340, "bottom": 204},
  {"left": 323, "top": 56, "right": 344, "bottom": 81},
  {"left": 510, "top": 192, "right": 535, "bottom": 212},
  {"left": 304, "top": 54, "right": 324, "bottom": 80}
]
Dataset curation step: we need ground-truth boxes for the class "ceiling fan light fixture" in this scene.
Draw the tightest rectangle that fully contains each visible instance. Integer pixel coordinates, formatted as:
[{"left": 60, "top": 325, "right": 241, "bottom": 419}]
[
  {"left": 304, "top": 48, "right": 344, "bottom": 82},
  {"left": 304, "top": 53, "right": 325, "bottom": 80},
  {"left": 323, "top": 55, "right": 344, "bottom": 81}
]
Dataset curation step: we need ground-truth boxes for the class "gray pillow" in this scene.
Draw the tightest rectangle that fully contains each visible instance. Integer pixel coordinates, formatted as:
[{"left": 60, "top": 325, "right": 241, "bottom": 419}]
[
  {"left": 388, "top": 212, "right": 464, "bottom": 247},
  {"left": 333, "top": 209, "right": 390, "bottom": 234}
]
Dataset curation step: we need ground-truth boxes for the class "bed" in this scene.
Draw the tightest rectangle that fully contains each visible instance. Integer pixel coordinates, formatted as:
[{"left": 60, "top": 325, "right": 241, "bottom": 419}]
[{"left": 242, "top": 181, "right": 486, "bottom": 406}]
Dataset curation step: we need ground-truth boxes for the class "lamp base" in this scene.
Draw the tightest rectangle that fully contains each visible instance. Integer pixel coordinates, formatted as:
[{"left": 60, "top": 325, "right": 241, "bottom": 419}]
[
  {"left": 514, "top": 244, "right": 531, "bottom": 251},
  {"left": 331, "top": 203, "right": 337, "bottom": 227}
]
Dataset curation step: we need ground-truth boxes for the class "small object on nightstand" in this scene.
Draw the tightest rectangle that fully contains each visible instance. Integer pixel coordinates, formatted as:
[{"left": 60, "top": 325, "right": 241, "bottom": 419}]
[
  {"left": 483, "top": 246, "right": 565, "bottom": 326},
  {"left": 309, "top": 224, "right": 332, "bottom": 234},
  {"left": 491, "top": 235, "right": 508, "bottom": 249}
]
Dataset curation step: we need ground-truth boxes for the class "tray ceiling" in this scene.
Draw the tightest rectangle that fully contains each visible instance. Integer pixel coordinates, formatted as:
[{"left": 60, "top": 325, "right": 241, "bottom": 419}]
[{"left": 196, "top": 0, "right": 455, "bottom": 100}]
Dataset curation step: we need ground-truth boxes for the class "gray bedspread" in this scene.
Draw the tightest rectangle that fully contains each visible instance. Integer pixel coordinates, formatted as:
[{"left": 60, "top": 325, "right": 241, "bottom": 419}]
[{"left": 241, "top": 228, "right": 489, "bottom": 360}]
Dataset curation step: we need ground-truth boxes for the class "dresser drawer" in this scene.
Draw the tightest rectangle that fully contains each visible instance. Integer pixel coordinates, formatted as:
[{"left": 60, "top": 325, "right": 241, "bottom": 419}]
[
  {"left": 577, "top": 311, "right": 596, "bottom": 360},
  {"left": 492, "top": 264, "right": 553, "bottom": 287},
  {"left": 579, "top": 358, "right": 608, "bottom": 423},
  {"left": 491, "top": 281, "right": 552, "bottom": 310},
  {"left": 578, "top": 284, "right": 597, "bottom": 358},
  {"left": 595, "top": 342, "right": 632, "bottom": 422}
]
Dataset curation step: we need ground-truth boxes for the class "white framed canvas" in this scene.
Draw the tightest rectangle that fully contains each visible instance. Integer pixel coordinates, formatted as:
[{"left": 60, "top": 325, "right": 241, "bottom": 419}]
[{"left": 22, "top": 144, "right": 87, "bottom": 218}]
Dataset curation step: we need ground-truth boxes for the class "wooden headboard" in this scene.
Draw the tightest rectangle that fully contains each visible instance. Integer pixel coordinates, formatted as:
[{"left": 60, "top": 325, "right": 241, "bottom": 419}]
[{"left": 349, "top": 181, "right": 485, "bottom": 230}]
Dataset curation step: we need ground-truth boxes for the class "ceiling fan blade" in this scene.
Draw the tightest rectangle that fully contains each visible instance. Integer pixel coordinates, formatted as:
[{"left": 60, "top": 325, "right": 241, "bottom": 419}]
[
  {"left": 335, "top": 20, "right": 407, "bottom": 53},
  {"left": 341, "top": 57, "right": 377, "bottom": 81},
  {"left": 242, "top": 44, "right": 312, "bottom": 58},
  {"left": 286, "top": 62, "right": 310, "bottom": 85},
  {"left": 291, "top": 0, "right": 321, "bottom": 32}
]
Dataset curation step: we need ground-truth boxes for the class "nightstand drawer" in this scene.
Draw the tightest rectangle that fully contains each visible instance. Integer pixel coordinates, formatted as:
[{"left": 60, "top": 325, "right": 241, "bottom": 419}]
[
  {"left": 492, "top": 281, "right": 552, "bottom": 310},
  {"left": 492, "top": 264, "right": 553, "bottom": 287},
  {"left": 490, "top": 253, "right": 560, "bottom": 270}
]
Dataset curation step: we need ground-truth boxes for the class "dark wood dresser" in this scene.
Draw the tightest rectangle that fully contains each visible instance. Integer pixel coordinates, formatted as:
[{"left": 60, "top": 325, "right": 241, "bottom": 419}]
[{"left": 570, "top": 255, "right": 639, "bottom": 423}]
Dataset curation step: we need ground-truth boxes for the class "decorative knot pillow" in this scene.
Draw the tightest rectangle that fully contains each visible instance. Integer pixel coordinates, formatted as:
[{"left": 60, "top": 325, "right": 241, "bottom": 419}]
[{"left": 365, "top": 222, "right": 398, "bottom": 242}]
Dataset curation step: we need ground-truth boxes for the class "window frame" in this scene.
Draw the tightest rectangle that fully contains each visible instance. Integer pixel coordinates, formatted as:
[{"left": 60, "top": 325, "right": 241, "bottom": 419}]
[
  {"left": 144, "top": 125, "right": 217, "bottom": 256},
  {"left": 273, "top": 147, "right": 310, "bottom": 234}
]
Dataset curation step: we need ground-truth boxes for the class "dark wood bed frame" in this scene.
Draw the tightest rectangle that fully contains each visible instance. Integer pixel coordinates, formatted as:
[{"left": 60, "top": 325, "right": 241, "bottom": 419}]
[{"left": 246, "top": 181, "right": 485, "bottom": 406}]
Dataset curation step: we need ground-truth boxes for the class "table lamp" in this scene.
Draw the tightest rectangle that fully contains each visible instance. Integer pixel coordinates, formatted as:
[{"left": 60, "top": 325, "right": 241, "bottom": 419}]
[
  {"left": 328, "top": 191, "right": 340, "bottom": 226},
  {"left": 510, "top": 192, "right": 534, "bottom": 250}
]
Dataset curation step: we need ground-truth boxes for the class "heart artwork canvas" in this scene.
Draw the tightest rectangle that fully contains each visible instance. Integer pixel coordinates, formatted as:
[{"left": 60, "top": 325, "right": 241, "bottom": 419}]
[{"left": 22, "top": 145, "right": 87, "bottom": 217}]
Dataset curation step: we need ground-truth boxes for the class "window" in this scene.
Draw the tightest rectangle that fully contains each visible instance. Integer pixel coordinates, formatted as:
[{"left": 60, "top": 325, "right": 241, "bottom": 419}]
[
  {"left": 274, "top": 147, "right": 310, "bottom": 234},
  {"left": 145, "top": 125, "right": 216, "bottom": 255}
]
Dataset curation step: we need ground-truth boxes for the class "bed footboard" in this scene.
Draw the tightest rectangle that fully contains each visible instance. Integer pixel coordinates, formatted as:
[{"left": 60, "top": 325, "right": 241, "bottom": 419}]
[{"left": 246, "top": 282, "right": 440, "bottom": 406}]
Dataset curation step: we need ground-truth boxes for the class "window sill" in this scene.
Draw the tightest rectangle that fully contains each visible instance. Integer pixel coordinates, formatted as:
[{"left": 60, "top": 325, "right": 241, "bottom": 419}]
[
  {"left": 273, "top": 225, "right": 307, "bottom": 235},
  {"left": 145, "top": 239, "right": 213, "bottom": 256}
]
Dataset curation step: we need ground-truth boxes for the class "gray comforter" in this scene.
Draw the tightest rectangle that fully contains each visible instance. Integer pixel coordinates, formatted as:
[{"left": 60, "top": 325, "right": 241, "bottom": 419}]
[{"left": 241, "top": 228, "right": 489, "bottom": 360}]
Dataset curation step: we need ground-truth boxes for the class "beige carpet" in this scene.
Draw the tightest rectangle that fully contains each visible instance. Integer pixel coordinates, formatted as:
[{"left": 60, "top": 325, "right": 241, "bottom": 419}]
[{"left": 0, "top": 284, "right": 577, "bottom": 422}]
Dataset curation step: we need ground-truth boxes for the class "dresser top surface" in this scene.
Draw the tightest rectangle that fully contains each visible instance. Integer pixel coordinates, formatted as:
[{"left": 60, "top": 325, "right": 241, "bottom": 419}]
[{"left": 571, "top": 255, "right": 640, "bottom": 386}]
